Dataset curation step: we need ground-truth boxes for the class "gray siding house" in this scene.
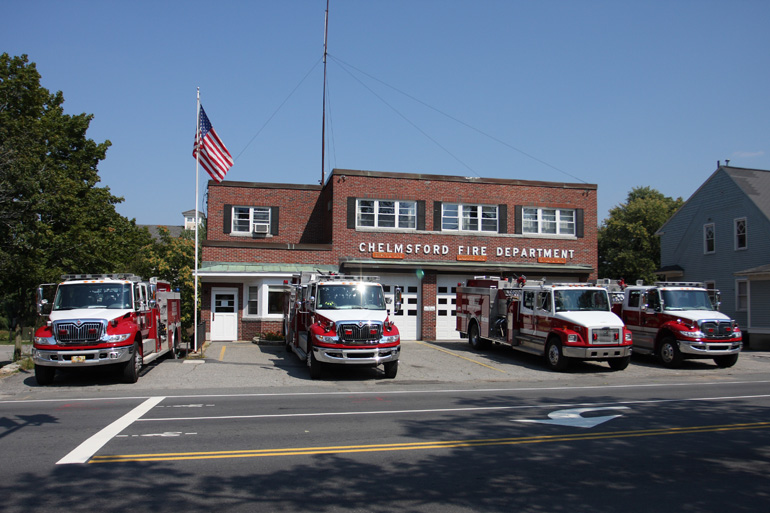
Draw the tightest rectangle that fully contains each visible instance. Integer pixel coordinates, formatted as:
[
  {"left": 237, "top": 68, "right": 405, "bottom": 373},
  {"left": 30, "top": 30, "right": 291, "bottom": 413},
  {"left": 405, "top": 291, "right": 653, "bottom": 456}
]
[{"left": 656, "top": 164, "right": 770, "bottom": 347}]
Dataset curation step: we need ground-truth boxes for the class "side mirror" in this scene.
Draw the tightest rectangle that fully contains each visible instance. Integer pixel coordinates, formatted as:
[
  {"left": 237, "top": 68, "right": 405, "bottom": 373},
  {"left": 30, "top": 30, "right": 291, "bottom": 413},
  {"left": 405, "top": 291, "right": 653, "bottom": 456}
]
[{"left": 394, "top": 287, "right": 403, "bottom": 314}]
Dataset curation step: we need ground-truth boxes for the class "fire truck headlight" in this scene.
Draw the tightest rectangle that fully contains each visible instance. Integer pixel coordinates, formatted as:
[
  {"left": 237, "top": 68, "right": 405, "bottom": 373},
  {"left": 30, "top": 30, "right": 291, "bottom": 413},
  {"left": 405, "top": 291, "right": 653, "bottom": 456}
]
[
  {"left": 102, "top": 333, "right": 132, "bottom": 343},
  {"left": 35, "top": 336, "right": 55, "bottom": 345},
  {"left": 677, "top": 329, "right": 704, "bottom": 339},
  {"left": 567, "top": 334, "right": 578, "bottom": 342},
  {"left": 315, "top": 334, "right": 338, "bottom": 343},
  {"left": 625, "top": 332, "right": 633, "bottom": 342},
  {"left": 382, "top": 335, "right": 400, "bottom": 343}
]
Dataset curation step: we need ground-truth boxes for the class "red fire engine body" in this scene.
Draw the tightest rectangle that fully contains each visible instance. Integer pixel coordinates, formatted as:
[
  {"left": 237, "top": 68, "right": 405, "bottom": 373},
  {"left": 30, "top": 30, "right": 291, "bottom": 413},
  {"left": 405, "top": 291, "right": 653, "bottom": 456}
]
[
  {"left": 284, "top": 272, "right": 401, "bottom": 379},
  {"left": 610, "top": 280, "right": 742, "bottom": 368},
  {"left": 33, "top": 274, "right": 182, "bottom": 385},
  {"left": 456, "top": 277, "right": 633, "bottom": 371}
]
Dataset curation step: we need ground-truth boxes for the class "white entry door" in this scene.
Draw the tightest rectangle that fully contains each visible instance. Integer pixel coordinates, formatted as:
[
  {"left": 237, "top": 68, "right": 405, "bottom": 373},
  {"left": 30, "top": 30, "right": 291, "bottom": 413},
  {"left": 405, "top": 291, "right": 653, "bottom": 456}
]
[{"left": 211, "top": 288, "right": 238, "bottom": 341}]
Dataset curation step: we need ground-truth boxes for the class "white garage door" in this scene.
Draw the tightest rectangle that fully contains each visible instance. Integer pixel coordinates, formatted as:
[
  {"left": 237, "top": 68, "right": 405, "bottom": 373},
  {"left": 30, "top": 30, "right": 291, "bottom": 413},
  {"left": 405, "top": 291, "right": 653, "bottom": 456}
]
[
  {"left": 380, "top": 275, "right": 419, "bottom": 341},
  {"left": 436, "top": 276, "right": 463, "bottom": 340}
]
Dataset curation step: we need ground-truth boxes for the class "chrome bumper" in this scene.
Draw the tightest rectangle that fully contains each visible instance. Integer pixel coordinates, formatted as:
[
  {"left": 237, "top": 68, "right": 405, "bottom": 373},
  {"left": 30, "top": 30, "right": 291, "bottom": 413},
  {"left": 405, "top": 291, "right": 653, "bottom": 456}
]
[
  {"left": 314, "top": 345, "right": 400, "bottom": 365},
  {"left": 33, "top": 346, "right": 133, "bottom": 367},
  {"left": 563, "top": 345, "right": 632, "bottom": 359},
  {"left": 678, "top": 340, "right": 742, "bottom": 356}
]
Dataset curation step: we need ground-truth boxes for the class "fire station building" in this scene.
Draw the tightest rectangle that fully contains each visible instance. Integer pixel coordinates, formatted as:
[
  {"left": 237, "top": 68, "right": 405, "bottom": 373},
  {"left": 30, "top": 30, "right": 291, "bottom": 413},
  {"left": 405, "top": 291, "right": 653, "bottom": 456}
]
[{"left": 199, "top": 169, "right": 599, "bottom": 342}]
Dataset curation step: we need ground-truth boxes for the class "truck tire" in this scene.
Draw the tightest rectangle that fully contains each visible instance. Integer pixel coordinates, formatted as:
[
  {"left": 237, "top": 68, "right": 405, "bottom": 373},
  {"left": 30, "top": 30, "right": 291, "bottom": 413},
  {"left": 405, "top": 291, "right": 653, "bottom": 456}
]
[
  {"left": 608, "top": 356, "right": 630, "bottom": 371},
  {"left": 468, "top": 322, "right": 490, "bottom": 350},
  {"left": 34, "top": 365, "right": 56, "bottom": 386},
  {"left": 308, "top": 348, "right": 322, "bottom": 379},
  {"left": 383, "top": 360, "right": 398, "bottom": 379},
  {"left": 658, "top": 337, "right": 683, "bottom": 368},
  {"left": 714, "top": 354, "right": 739, "bottom": 368},
  {"left": 122, "top": 342, "right": 142, "bottom": 383},
  {"left": 545, "top": 338, "right": 570, "bottom": 372}
]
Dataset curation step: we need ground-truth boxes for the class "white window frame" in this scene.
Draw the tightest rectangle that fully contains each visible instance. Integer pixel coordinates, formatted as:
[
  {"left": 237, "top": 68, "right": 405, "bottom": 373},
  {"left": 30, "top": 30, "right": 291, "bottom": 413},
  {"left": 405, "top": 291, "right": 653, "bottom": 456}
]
[
  {"left": 232, "top": 206, "right": 271, "bottom": 235},
  {"left": 246, "top": 286, "right": 259, "bottom": 316},
  {"left": 522, "top": 207, "right": 575, "bottom": 236},
  {"left": 356, "top": 199, "right": 417, "bottom": 230},
  {"left": 703, "top": 223, "right": 715, "bottom": 254},
  {"left": 734, "top": 217, "right": 747, "bottom": 251},
  {"left": 243, "top": 281, "right": 287, "bottom": 319},
  {"left": 442, "top": 203, "right": 498, "bottom": 232},
  {"left": 736, "top": 279, "right": 749, "bottom": 312}
]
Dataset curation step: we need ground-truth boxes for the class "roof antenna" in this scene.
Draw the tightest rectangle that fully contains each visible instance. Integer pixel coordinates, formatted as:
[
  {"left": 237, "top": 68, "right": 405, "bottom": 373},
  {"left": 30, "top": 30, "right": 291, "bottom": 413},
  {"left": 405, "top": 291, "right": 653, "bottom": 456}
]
[{"left": 725, "top": 159, "right": 730, "bottom": 166}]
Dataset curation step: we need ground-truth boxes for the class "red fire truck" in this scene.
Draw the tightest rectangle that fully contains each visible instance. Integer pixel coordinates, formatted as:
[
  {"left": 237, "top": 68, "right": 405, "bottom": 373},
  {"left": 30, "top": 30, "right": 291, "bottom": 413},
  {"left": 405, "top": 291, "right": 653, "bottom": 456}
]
[
  {"left": 284, "top": 272, "right": 401, "bottom": 379},
  {"left": 611, "top": 280, "right": 742, "bottom": 368},
  {"left": 33, "top": 274, "right": 182, "bottom": 385},
  {"left": 456, "top": 277, "right": 632, "bottom": 371}
]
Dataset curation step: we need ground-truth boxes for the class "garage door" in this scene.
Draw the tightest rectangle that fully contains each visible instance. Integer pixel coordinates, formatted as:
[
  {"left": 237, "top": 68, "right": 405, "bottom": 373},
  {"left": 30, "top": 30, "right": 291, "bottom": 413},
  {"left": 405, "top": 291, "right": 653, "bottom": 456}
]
[
  {"left": 436, "top": 275, "right": 463, "bottom": 340},
  {"left": 381, "top": 275, "right": 419, "bottom": 341}
]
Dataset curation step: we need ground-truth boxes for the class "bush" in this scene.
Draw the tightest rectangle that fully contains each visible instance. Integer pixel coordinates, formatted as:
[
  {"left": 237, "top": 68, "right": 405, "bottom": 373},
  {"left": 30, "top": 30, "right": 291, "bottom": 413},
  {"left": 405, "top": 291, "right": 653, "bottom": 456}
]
[{"left": 260, "top": 331, "right": 284, "bottom": 341}]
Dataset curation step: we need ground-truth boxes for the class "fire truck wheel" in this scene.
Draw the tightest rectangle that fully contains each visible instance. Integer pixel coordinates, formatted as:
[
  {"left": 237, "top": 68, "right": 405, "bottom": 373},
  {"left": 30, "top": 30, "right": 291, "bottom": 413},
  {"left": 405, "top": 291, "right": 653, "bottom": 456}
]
[
  {"left": 308, "top": 348, "right": 323, "bottom": 379},
  {"left": 658, "top": 337, "right": 683, "bottom": 368},
  {"left": 608, "top": 356, "right": 630, "bottom": 371},
  {"left": 545, "top": 338, "right": 570, "bottom": 372},
  {"left": 714, "top": 354, "right": 739, "bottom": 368},
  {"left": 383, "top": 360, "right": 398, "bottom": 379},
  {"left": 122, "top": 342, "right": 142, "bottom": 383},
  {"left": 468, "top": 323, "right": 490, "bottom": 350},
  {"left": 34, "top": 365, "right": 55, "bottom": 386}
]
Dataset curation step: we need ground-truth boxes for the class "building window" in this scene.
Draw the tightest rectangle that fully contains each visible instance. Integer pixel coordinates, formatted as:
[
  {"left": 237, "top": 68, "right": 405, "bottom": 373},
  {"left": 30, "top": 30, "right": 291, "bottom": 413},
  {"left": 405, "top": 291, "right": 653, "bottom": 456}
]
[
  {"left": 522, "top": 207, "right": 575, "bottom": 235},
  {"left": 233, "top": 206, "right": 271, "bottom": 234},
  {"left": 704, "top": 223, "right": 715, "bottom": 254},
  {"left": 247, "top": 286, "right": 259, "bottom": 315},
  {"left": 267, "top": 286, "right": 284, "bottom": 315},
  {"left": 442, "top": 203, "right": 498, "bottom": 232},
  {"left": 735, "top": 218, "right": 747, "bottom": 250},
  {"left": 736, "top": 280, "right": 748, "bottom": 311},
  {"left": 704, "top": 281, "right": 717, "bottom": 306},
  {"left": 357, "top": 200, "right": 416, "bottom": 229}
]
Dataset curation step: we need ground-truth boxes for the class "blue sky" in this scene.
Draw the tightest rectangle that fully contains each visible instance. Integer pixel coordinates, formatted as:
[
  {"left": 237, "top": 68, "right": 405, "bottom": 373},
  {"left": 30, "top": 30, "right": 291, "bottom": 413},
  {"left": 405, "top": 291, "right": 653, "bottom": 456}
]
[{"left": 5, "top": 0, "right": 769, "bottom": 226}]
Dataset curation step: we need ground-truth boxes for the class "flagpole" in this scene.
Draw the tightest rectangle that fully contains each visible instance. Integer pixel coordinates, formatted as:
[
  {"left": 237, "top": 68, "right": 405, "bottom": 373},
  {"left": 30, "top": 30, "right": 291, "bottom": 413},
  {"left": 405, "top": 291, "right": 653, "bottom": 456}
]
[
  {"left": 321, "top": 0, "right": 329, "bottom": 185},
  {"left": 194, "top": 88, "right": 201, "bottom": 353}
]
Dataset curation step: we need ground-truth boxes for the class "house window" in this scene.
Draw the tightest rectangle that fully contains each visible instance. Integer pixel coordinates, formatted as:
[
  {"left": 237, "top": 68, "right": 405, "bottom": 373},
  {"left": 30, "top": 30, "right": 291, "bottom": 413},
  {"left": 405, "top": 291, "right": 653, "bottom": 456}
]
[
  {"left": 267, "top": 286, "right": 284, "bottom": 315},
  {"left": 442, "top": 203, "right": 498, "bottom": 232},
  {"left": 522, "top": 207, "right": 575, "bottom": 235},
  {"left": 247, "top": 286, "right": 259, "bottom": 315},
  {"left": 704, "top": 223, "right": 715, "bottom": 254},
  {"left": 735, "top": 218, "right": 747, "bottom": 250},
  {"left": 357, "top": 200, "right": 416, "bottom": 229},
  {"left": 736, "top": 280, "right": 748, "bottom": 311},
  {"left": 233, "top": 206, "right": 271, "bottom": 234},
  {"left": 704, "top": 281, "right": 717, "bottom": 306}
]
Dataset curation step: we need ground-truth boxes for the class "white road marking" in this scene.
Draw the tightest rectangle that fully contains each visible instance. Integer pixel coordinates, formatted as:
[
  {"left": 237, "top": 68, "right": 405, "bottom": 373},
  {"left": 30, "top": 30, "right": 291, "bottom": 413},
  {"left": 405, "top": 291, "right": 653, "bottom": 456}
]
[
  {"left": 56, "top": 396, "right": 165, "bottom": 464},
  {"left": 518, "top": 406, "right": 630, "bottom": 428}
]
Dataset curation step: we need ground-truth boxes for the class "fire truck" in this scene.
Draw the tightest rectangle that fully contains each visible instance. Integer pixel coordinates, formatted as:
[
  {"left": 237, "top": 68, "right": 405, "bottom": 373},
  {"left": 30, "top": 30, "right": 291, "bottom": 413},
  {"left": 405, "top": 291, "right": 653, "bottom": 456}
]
[
  {"left": 284, "top": 272, "right": 401, "bottom": 379},
  {"left": 611, "top": 281, "right": 742, "bottom": 368},
  {"left": 33, "top": 274, "right": 182, "bottom": 385},
  {"left": 456, "top": 277, "right": 632, "bottom": 371}
]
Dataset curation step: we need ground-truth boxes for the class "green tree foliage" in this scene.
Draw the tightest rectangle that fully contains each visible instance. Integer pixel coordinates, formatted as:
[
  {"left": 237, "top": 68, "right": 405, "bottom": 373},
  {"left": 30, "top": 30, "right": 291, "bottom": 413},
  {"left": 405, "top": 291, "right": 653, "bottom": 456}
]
[
  {"left": 598, "top": 186, "right": 684, "bottom": 284},
  {"left": 0, "top": 53, "right": 153, "bottom": 329}
]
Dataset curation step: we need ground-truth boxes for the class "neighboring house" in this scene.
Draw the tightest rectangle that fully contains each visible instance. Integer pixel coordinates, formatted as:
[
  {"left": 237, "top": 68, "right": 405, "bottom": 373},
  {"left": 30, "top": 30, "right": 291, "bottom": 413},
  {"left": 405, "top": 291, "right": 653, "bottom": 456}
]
[
  {"left": 183, "top": 209, "right": 205, "bottom": 230},
  {"left": 656, "top": 164, "right": 770, "bottom": 347},
  {"left": 141, "top": 210, "right": 204, "bottom": 241},
  {"left": 199, "top": 168, "right": 600, "bottom": 342}
]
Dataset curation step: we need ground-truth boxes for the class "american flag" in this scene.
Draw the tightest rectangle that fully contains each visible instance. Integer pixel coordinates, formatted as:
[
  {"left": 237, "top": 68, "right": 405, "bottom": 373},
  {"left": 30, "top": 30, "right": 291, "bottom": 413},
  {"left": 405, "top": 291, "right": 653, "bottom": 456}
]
[{"left": 193, "top": 106, "right": 233, "bottom": 182}]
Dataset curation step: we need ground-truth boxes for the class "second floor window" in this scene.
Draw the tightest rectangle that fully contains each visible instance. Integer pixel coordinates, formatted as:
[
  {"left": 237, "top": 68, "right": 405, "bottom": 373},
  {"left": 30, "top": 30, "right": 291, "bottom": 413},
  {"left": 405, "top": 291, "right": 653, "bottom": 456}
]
[
  {"left": 442, "top": 203, "right": 498, "bottom": 232},
  {"left": 357, "top": 200, "right": 416, "bottom": 229},
  {"left": 735, "top": 218, "right": 747, "bottom": 250},
  {"left": 522, "top": 207, "right": 575, "bottom": 235},
  {"left": 704, "top": 223, "right": 715, "bottom": 254},
  {"left": 233, "top": 206, "right": 271, "bottom": 234}
]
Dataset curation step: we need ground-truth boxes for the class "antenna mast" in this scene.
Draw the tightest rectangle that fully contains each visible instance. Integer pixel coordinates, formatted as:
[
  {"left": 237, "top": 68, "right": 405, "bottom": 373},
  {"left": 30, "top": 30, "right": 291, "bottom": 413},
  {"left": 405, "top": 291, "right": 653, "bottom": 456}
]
[{"left": 321, "top": 0, "right": 329, "bottom": 185}]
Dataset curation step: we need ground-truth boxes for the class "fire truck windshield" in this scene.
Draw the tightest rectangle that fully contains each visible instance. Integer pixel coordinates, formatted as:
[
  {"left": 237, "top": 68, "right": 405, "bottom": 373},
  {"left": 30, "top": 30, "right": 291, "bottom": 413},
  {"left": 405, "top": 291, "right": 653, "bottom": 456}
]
[
  {"left": 660, "top": 289, "right": 716, "bottom": 311},
  {"left": 54, "top": 283, "right": 133, "bottom": 310},
  {"left": 316, "top": 284, "right": 386, "bottom": 310},
  {"left": 554, "top": 289, "right": 610, "bottom": 312}
]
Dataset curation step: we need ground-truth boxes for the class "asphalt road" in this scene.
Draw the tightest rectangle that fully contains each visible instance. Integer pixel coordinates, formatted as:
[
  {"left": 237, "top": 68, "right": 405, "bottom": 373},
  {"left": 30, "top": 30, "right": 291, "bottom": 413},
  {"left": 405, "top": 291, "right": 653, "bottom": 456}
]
[{"left": 1, "top": 341, "right": 769, "bottom": 512}]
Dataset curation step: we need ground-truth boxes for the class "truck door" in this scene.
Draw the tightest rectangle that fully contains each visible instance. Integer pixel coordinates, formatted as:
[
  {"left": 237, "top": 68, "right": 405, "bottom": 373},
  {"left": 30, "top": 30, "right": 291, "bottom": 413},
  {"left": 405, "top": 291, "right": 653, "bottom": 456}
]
[
  {"left": 534, "top": 291, "right": 553, "bottom": 343},
  {"left": 519, "top": 291, "right": 536, "bottom": 336},
  {"left": 638, "top": 289, "right": 662, "bottom": 350}
]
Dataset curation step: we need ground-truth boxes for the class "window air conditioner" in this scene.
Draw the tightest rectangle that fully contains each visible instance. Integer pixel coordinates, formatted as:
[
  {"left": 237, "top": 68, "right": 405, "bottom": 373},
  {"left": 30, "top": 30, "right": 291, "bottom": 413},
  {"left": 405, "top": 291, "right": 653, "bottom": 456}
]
[{"left": 252, "top": 223, "right": 270, "bottom": 234}]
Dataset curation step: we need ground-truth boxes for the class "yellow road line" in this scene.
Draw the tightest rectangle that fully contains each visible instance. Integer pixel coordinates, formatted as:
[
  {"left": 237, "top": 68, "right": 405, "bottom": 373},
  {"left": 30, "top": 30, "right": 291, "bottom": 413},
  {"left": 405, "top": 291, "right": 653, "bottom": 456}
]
[
  {"left": 89, "top": 421, "right": 770, "bottom": 463},
  {"left": 218, "top": 346, "right": 226, "bottom": 361},
  {"left": 413, "top": 340, "right": 506, "bottom": 373}
]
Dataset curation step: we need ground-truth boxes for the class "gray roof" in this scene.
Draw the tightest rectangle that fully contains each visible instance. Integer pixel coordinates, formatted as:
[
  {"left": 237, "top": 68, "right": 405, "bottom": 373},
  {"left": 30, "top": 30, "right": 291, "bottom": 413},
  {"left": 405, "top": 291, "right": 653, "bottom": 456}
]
[
  {"left": 140, "top": 225, "right": 185, "bottom": 240},
  {"left": 723, "top": 166, "right": 770, "bottom": 222}
]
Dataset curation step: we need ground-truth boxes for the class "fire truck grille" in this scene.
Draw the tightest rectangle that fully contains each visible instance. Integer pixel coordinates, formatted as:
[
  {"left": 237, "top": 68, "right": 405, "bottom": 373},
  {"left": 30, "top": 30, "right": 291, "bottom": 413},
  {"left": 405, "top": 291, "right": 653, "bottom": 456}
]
[
  {"left": 337, "top": 322, "right": 383, "bottom": 344},
  {"left": 53, "top": 321, "right": 104, "bottom": 344},
  {"left": 589, "top": 327, "right": 620, "bottom": 344},
  {"left": 699, "top": 320, "right": 734, "bottom": 338}
]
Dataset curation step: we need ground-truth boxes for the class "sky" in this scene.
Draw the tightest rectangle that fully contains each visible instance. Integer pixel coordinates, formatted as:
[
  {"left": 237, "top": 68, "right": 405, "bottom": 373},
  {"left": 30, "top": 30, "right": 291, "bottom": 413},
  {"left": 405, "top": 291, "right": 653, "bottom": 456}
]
[{"left": 4, "top": 0, "right": 769, "bottom": 226}]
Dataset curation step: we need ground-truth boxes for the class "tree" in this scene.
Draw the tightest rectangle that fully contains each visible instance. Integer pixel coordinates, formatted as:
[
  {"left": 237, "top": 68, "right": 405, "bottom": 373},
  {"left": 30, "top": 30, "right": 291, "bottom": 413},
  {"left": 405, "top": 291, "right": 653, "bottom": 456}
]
[
  {"left": 598, "top": 186, "right": 684, "bottom": 284},
  {"left": 0, "top": 53, "right": 153, "bottom": 341}
]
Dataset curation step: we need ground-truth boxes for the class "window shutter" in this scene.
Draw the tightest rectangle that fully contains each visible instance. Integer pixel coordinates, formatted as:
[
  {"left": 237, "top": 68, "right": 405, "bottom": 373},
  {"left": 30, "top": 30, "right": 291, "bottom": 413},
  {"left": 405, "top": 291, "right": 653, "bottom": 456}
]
[
  {"left": 433, "top": 201, "right": 443, "bottom": 231},
  {"left": 514, "top": 205, "right": 522, "bottom": 234},
  {"left": 347, "top": 197, "right": 356, "bottom": 229},
  {"left": 417, "top": 201, "right": 426, "bottom": 231},
  {"left": 270, "top": 207, "right": 279, "bottom": 235},
  {"left": 223, "top": 204, "right": 232, "bottom": 234},
  {"left": 498, "top": 204, "right": 508, "bottom": 233},
  {"left": 575, "top": 208, "right": 584, "bottom": 238}
]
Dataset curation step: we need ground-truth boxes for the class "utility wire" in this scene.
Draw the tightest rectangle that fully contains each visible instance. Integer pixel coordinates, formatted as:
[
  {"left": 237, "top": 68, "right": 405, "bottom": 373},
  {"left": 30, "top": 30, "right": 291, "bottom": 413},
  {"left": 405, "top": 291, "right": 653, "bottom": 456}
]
[{"left": 329, "top": 54, "right": 587, "bottom": 184}]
